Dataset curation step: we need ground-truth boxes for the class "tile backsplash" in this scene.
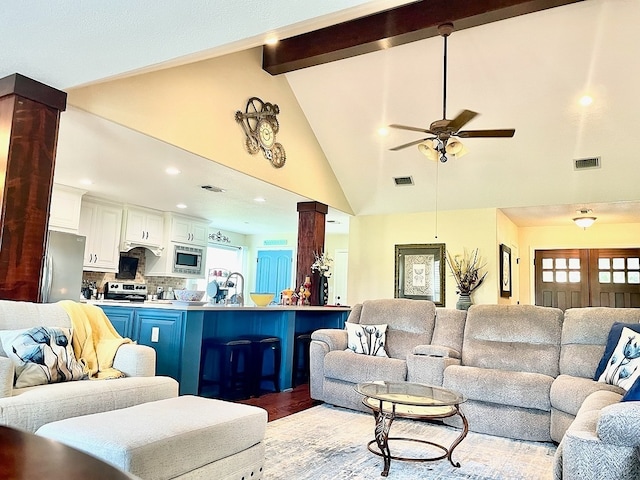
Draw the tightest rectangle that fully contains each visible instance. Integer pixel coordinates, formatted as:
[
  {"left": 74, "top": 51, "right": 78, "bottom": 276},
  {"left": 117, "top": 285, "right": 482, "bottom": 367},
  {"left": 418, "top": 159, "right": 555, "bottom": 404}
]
[{"left": 82, "top": 247, "right": 186, "bottom": 294}]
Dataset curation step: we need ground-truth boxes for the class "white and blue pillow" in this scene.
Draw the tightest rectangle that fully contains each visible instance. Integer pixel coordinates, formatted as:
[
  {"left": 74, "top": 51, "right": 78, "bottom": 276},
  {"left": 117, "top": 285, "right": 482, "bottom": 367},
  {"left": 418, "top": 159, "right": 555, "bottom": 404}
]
[
  {"left": 594, "top": 322, "right": 640, "bottom": 402},
  {"left": 345, "top": 323, "right": 388, "bottom": 357},
  {"left": 0, "top": 327, "right": 87, "bottom": 388}
]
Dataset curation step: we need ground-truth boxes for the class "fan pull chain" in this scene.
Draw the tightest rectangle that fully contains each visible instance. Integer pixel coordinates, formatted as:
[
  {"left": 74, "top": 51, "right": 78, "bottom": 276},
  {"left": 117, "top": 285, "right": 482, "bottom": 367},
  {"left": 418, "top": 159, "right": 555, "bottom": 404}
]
[{"left": 434, "top": 158, "right": 439, "bottom": 239}]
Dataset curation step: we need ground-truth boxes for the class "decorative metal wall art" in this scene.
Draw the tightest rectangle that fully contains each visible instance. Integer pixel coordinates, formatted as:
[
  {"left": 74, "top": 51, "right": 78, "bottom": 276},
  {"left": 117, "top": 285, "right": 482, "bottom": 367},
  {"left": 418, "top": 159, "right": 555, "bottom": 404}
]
[{"left": 235, "top": 97, "right": 286, "bottom": 168}]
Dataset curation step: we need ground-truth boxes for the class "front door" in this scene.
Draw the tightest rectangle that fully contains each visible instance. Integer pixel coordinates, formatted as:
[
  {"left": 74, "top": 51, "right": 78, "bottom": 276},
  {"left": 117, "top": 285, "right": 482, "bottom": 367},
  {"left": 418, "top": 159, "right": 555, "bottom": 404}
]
[{"left": 535, "top": 248, "right": 640, "bottom": 309}]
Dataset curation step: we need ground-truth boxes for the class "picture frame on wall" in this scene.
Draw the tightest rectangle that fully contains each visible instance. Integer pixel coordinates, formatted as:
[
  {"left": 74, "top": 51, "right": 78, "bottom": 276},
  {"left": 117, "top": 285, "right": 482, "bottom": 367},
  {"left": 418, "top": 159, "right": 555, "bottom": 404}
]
[
  {"left": 500, "top": 244, "right": 512, "bottom": 298},
  {"left": 394, "top": 243, "right": 446, "bottom": 306}
]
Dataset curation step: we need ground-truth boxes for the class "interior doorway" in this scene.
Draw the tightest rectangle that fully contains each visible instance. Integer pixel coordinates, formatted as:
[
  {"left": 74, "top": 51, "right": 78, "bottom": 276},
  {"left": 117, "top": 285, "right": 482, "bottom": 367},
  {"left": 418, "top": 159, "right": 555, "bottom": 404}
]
[{"left": 535, "top": 248, "right": 640, "bottom": 310}]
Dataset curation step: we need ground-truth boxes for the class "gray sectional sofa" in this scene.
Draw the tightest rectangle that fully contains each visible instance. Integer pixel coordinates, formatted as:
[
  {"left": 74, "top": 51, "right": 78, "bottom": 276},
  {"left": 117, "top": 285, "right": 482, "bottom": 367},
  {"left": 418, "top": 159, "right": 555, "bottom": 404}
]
[{"left": 309, "top": 299, "right": 640, "bottom": 480}]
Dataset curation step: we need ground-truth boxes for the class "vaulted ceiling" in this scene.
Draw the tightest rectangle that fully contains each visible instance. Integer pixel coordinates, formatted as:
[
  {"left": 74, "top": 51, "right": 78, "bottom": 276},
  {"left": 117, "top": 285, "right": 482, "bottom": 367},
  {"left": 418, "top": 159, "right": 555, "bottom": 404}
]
[{"left": 2, "top": 0, "right": 639, "bottom": 234}]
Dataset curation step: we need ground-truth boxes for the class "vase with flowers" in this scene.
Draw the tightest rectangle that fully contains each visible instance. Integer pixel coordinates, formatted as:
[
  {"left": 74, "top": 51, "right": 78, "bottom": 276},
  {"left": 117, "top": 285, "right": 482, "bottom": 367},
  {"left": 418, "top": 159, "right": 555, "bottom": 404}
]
[
  {"left": 446, "top": 248, "right": 487, "bottom": 310},
  {"left": 311, "top": 251, "right": 332, "bottom": 305}
]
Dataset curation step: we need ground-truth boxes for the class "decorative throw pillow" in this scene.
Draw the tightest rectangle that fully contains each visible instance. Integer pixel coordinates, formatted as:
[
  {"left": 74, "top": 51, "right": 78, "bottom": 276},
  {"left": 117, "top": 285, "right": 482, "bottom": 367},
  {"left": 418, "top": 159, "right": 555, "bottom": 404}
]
[
  {"left": 345, "top": 323, "right": 388, "bottom": 357},
  {"left": 0, "top": 327, "right": 87, "bottom": 388},
  {"left": 595, "top": 323, "right": 640, "bottom": 392},
  {"left": 622, "top": 378, "right": 640, "bottom": 402}
]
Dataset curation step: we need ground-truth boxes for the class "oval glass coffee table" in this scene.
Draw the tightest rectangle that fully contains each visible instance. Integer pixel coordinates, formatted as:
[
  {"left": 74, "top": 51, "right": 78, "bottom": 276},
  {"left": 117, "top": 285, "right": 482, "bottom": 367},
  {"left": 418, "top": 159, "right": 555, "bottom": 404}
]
[{"left": 355, "top": 381, "right": 468, "bottom": 477}]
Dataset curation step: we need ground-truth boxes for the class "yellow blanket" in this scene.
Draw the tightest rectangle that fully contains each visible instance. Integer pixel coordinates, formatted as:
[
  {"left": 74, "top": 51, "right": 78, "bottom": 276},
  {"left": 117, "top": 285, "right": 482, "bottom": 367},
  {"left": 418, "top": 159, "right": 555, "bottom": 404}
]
[{"left": 59, "top": 300, "right": 131, "bottom": 379}]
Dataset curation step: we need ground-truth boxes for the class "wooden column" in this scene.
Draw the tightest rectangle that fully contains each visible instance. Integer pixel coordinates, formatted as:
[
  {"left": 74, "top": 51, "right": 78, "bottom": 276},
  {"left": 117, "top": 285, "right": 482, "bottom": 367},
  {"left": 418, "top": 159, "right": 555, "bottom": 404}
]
[
  {"left": 0, "top": 74, "right": 67, "bottom": 301},
  {"left": 296, "top": 201, "right": 327, "bottom": 305}
]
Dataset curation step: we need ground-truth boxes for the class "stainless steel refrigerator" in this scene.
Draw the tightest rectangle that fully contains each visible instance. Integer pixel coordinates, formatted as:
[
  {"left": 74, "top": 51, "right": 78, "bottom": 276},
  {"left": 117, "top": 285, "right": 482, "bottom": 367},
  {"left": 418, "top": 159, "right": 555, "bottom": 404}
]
[{"left": 40, "top": 231, "right": 86, "bottom": 303}]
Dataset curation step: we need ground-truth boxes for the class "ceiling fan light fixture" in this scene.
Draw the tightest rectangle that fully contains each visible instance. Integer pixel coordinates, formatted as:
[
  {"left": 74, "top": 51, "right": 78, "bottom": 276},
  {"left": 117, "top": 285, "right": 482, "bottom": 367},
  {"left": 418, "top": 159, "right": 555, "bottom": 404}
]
[
  {"left": 418, "top": 140, "right": 439, "bottom": 161},
  {"left": 573, "top": 216, "right": 597, "bottom": 229},
  {"left": 445, "top": 138, "right": 464, "bottom": 156}
]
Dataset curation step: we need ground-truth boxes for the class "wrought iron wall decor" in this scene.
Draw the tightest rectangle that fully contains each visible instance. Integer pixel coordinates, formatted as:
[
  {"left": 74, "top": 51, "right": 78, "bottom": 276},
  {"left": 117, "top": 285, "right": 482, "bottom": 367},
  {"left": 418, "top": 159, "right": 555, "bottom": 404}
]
[{"left": 235, "top": 97, "right": 286, "bottom": 168}]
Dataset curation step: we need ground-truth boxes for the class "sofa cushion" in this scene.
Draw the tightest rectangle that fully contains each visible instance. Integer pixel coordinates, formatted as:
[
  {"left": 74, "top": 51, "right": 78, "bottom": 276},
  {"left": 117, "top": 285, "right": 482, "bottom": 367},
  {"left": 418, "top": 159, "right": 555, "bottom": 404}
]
[
  {"left": 551, "top": 374, "right": 623, "bottom": 417},
  {"left": 324, "top": 350, "right": 406, "bottom": 383},
  {"left": 444, "top": 365, "right": 553, "bottom": 411},
  {"left": 561, "top": 308, "right": 640, "bottom": 379},
  {"left": 345, "top": 323, "right": 388, "bottom": 357},
  {"left": 0, "top": 327, "right": 87, "bottom": 388},
  {"left": 0, "top": 375, "right": 179, "bottom": 432},
  {"left": 462, "top": 305, "right": 563, "bottom": 377},
  {"left": 358, "top": 299, "right": 436, "bottom": 359}
]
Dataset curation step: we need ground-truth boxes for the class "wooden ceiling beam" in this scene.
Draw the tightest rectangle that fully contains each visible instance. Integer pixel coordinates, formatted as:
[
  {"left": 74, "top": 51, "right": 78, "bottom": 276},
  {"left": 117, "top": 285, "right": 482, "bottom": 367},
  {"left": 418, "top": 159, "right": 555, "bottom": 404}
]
[{"left": 263, "top": 0, "right": 583, "bottom": 75}]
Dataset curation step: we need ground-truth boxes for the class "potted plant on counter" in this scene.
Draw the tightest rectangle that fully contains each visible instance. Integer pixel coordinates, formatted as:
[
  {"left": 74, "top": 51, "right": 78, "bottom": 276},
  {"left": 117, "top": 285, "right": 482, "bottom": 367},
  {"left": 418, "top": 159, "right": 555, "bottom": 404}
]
[{"left": 446, "top": 248, "right": 487, "bottom": 310}]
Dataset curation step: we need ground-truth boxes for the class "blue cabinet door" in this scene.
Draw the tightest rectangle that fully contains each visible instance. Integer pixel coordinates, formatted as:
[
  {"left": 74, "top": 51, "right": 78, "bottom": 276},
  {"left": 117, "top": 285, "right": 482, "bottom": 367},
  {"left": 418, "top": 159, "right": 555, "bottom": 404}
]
[
  {"left": 133, "top": 309, "right": 185, "bottom": 380},
  {"left": 99, "top": 306, "right": 135, "bottom": 338},
  {"left": 256, "top": 249, "right": 293, "bottom": 298}
]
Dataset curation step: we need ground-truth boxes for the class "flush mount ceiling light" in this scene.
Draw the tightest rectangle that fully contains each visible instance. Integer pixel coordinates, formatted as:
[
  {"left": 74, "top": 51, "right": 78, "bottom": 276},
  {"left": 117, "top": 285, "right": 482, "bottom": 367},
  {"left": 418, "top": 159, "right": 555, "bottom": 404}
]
[{"left": 573, "top": 209, "right": 596, "bottom": 229}]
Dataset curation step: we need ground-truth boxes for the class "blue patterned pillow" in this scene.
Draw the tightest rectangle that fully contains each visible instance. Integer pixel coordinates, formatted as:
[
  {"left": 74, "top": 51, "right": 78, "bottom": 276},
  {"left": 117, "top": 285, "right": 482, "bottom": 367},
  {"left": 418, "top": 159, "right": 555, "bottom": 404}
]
[
  {"left": 595, "top": 323, "right": 640, "bottom": 396},
  {"left": 345, "top": 323, "right": 388, "bottom": 357},
  {"left": 0, "top": 327, "right": 87, "bottom": 388}
]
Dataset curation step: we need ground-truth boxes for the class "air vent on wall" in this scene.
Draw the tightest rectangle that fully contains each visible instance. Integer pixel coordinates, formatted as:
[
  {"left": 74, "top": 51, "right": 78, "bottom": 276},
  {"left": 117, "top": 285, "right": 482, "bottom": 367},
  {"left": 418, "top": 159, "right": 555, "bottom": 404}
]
[
  {"left": 574, "top": 157, "right": 601, "bottom": 170},
  {"left": 201, "top": 185, "right": 226, "bottom": 193},
  {"left": 393, "top": 176, "right": 414, "bottom": 186}
]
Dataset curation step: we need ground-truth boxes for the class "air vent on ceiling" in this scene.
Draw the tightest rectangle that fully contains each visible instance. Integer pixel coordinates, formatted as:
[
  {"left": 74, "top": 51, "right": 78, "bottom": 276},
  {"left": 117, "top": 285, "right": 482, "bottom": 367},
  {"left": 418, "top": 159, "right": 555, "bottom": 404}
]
[
  {"left": 574, "top": 157, "right": 601, "bottom": 170},
  {"left": 201, "top": 185, "right": 226, "bottom": 193},
  {"left": 393, "top": 176, "right": 414, "bottom": 186}
]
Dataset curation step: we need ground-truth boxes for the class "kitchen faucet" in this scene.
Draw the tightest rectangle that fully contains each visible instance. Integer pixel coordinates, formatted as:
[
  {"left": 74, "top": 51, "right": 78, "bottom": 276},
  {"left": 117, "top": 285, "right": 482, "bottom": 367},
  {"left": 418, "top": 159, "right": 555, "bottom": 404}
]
[{"left": 223, "top": 272, "right": 244, "bottom": 306}]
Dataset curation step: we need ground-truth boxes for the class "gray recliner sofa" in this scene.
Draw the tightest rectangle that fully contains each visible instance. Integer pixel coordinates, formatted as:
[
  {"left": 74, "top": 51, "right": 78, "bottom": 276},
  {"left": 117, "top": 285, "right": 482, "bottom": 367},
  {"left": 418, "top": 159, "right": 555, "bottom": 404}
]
[
  {"left": 309, "top": 298, "right": 466, "bottom": 412},
  {"left": 310, "top": 300, "right": 640, "bottom": 479}
]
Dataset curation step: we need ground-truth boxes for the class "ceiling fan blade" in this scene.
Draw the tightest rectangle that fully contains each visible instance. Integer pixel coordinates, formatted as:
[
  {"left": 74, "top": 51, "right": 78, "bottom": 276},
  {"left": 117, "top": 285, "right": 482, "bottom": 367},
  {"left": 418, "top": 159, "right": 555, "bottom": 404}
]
[
  {"left": 389, "top": 137, "right": 433, "bottom": 151},
  {"left": 447, "top": 110, "right": 478, "bottom": 132},
  {"left": 389, "top": 124, "right": 433, "bottom": 134},
  {"left": 457, "top": 129, "right": 516, "bottom": 138}
]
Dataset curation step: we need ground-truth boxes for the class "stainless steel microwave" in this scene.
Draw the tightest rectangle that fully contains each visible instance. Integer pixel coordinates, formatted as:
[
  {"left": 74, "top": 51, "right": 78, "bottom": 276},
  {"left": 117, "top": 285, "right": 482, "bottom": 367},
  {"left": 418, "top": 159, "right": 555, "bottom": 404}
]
[{"left": 172, "top": 244, "right": 204, "bottom": 275}]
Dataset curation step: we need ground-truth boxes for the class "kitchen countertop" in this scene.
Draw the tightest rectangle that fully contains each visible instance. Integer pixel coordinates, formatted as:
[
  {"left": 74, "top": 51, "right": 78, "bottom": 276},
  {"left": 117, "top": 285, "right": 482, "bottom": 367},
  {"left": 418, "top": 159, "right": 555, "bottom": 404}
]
[{"left": 87, "top": 300, "right": 351, "bottom": 311}]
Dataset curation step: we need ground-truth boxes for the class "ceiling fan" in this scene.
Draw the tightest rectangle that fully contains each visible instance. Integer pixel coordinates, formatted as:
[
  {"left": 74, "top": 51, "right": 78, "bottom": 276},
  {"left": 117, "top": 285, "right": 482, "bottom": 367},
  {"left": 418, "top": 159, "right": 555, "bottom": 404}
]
[{"left": 389, "top": 23, "right": 515, "bottom": 163}]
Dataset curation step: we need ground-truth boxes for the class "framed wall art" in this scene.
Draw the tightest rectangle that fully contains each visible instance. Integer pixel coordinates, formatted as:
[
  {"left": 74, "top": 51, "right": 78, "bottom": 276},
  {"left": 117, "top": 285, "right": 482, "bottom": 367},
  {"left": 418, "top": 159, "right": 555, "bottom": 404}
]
[
  {"left": 500, "top": 244, "right": 512, "bottom": 298},
  {"left": 394, "top": 243, "right": 446, "bottom": 306}
]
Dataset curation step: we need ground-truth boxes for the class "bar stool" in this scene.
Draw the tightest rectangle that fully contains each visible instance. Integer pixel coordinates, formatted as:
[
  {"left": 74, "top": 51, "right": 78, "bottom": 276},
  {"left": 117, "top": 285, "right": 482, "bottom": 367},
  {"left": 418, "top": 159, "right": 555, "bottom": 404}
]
[
  {"left": 293, "top": 332, "right": 313, "bottom": 386},
  {"left": 239, "top": 334, "right": 281, "bottom": 396},
  {"left": 198, "top": 337, "right": 253, "bottom": 400}
]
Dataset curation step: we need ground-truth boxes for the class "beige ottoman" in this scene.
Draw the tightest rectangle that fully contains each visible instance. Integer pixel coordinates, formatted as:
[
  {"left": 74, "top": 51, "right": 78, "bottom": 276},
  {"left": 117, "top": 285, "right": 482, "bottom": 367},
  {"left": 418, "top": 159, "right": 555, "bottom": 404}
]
[{"left": 36, "top": 395, "right": 267, "bottom": 480}]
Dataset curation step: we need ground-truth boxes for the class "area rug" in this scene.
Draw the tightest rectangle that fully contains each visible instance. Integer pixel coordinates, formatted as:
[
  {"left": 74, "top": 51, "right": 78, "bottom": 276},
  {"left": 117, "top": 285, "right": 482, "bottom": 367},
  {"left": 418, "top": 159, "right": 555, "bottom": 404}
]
[{"left": 263, "top": 404, "right": 556, "bottom": 480}]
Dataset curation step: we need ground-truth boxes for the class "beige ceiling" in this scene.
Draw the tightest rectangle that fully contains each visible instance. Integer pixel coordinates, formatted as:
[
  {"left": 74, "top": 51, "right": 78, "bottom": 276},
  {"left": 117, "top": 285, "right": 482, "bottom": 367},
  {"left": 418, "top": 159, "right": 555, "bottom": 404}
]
[{"left": 3, "top": 0, "right": 639, "bottom": 233}]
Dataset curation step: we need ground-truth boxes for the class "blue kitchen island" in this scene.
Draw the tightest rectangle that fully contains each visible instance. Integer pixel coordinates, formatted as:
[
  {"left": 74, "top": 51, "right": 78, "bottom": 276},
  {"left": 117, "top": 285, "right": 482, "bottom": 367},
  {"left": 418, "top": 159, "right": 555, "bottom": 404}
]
[{"left": 94, "top": 301, "right": 350, "bottom": 395}]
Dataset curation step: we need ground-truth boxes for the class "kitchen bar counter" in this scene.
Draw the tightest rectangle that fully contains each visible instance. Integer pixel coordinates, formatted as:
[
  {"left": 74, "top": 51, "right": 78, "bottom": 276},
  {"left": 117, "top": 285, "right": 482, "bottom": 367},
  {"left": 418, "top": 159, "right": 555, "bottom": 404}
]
[{"left": 94, "top": 301, "right": 350, "bottom": 395}]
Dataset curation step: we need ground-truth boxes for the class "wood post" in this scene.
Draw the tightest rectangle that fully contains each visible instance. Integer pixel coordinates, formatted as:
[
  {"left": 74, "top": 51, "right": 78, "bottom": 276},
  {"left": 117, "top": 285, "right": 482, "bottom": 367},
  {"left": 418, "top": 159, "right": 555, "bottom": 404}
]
[
  {"left": 0, "top": 74, "right": 67, "bottom": 301},
  {"left": 296, "top": 201, "right": 327, "bottom": 305}
]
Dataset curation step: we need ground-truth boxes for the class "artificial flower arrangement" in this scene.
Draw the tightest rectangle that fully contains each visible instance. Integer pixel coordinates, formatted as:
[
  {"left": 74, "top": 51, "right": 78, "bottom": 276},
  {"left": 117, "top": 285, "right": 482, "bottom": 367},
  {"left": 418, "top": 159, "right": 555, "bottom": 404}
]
[
  {"left": 446, "top": 248, "right": 487, "bottom": 295},
  {"left": 311, "top": 251, "right": 333, "bottom": 278}
]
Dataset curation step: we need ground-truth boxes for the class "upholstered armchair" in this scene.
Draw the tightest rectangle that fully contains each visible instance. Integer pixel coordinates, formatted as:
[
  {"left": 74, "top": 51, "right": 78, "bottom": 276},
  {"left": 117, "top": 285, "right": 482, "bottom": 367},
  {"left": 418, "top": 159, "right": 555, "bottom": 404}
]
[{"left": 309, "top": 298, "right": 467, "bottom": 412}]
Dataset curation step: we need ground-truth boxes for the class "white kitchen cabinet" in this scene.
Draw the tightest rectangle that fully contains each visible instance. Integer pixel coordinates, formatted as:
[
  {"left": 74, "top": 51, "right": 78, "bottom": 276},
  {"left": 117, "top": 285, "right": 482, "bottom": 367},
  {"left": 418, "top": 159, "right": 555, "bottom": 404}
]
[
  {"left": 121, "top": 206, "right": 164, "bottom": 254},
  {"left": 78, "top": 199, "right": 123, "bottom": 272},
  {"left": 169, "top": 214, "right": 208, "bottom": 246},
  {"left": 49, "top": 184, "right": 86, "bottom": 233}
]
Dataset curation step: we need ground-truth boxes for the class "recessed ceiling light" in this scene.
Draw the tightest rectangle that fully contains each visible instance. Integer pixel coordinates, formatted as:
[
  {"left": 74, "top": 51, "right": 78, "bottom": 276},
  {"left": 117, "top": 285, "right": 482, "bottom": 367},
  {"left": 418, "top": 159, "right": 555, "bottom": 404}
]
[
  {"left": 579, "top": 95, "right": 593, "bottom": 107},
  {"left": 378, "top": 127, "right": 389, "bottom": 136},
  {"left": 254, "top": 197, "right": 266, "bottom": 203},
  {"left": 79, "top": 178, "right": 93, "bottom": 185},
  {"left": 176, "top": 203, "right": 187, "bottom": 209},
  {"left": 265, "top": 36, "right": 279, "bottom": 46},
  {"left": 165, "top": 167, "right": 181, "bottom": 175}
]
